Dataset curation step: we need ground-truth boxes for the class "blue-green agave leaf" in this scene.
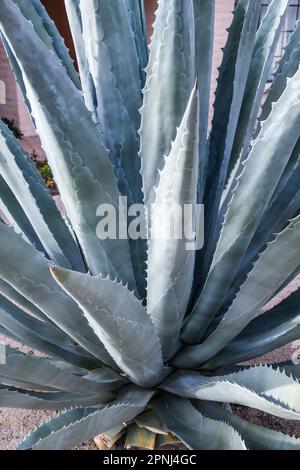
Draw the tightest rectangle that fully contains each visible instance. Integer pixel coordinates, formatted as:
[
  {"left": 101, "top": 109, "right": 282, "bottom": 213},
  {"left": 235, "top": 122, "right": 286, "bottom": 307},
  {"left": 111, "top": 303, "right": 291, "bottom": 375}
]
[
  {"left": 178, "top": 215, "right": 300, "bottom": 366},
  {"left": 0, "top": 387, "right": 103, "bottom": 411},
  {"left": 233, "top": 140, "right": 300, "bottom": 289},
  {"left": 18, "top": 386, "right": 154, "bottom": 450},
  {"left": 11, "top": 0, "right": 80, "bottom": 89},
  {"left": 79, "top": 0, "right": 142, "bottom": 134},
  {"left": 18, "top": 408, "right": 97, "bottom": 448},
  {"left": 193, "top": 0, "right": 215, "bottom": 201},
  {"left": 0, "top": 32, "right": 34, "bottom": 121},
  {"left": 0, "top": 353, "right": 114, "bottom": 398},
  {"left": 228, "top": 23, "right": 300, "bottom": 286},
  {"left": 125, "top": 0, "right": 148, "bottom": 86},
  {"left": 0, "top": 295, "right": 98, "bottom": 369},
  {"left": 0, "top": 175, "right": 44, "bottom": 252},
  {"left": 152, "top": 393, "right": 246, "bottom": 450},
  {"left": 0, "top": 222, "right": 114, "bottom": 367},
  {"left": 51, "top": 266, "right": 165, "bottom": 388},
  {"left": 257, "top": 19, "right": 300, "bottom": 132},
  {"left": 203, "top": 0, "right": 260, "bottom": 271},
  {"left": 140, "top": 0, "right": 195, "bottom": 204},
  {"left": 162, "top": 366, "right": 300, "bottom": 420},
  {"left": 147, "top": 84, "right": 199, "bottom": 360},
  {"left": 64, "top": 0, "right": 97, "bottom": 117},
  {"left": 202, "top": 289, "right": 300, "bottom": 369},
  {"left": 229, "top": 0, "right": 289, "bottom": 173},
  {"left": 196, "top": 401, "right": 300, "bottom": 450},
  {"left": 0, "top": 0, "right": 135, "bottom": 288},
  {"left": 0, "top": 277, "right": 51, "bottom": 324},
  {"left": 276, "top": 361, "right": 300, "bottom": 381},
  {"left": 219, "top": 0, "right": 292, "bottom": 248},
  {"left": 30, "top": 0, "right": 81, "bottom": 88},
  {"left": 182, "top": 61, "right": 300, "bottom": 344},
  {"left": 78, "top": 0, "right": 146, "bottom": 297},
  {"left": 0, "top": 120, "right": 85, "bottom": 271}
]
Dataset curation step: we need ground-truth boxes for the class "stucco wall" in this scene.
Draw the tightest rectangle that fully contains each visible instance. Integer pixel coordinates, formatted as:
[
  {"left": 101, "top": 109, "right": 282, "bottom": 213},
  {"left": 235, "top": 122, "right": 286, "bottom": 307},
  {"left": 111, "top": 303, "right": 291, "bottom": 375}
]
[
  {"left": 0, "top": 36, "right": 45, "bottom": 158},
  {"left": 211, "top": 0, "right": 235, "bottom": 111},
  {"left": 0, "top": 40, "right": 20, "bottom": 124}
]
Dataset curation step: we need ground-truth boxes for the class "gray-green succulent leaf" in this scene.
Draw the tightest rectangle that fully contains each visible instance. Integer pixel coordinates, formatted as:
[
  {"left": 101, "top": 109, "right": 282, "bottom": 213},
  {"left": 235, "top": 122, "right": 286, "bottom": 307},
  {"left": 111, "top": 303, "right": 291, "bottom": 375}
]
[{"left": 0, "top": 0, "right": 299, "bottom": 451}]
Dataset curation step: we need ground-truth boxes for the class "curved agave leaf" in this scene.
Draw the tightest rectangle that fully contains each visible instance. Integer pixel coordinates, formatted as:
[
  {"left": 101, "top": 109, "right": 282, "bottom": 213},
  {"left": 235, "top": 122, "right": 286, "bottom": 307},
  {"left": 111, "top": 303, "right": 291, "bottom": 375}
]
[
  {"left": 0, "top": 120, "right": 85, "bottom": 271},
  {"left": 39, "top": 358, "right": 88, "bottom": 376},
  {"left": 256, "top": 20, "right": 300, "bottom": 133},
  {"left": 233, "top": 139, "right": 300, "bottom": 285},
  {"left": 79, "top": 1, "right": 143, "bottom": 200},
  {"left": 51, "top": 266, "right": 165, "bottom": 388},
  {"left": 202, "top": 310, "right": 300, "bottom": 371},
  {"left": 125, "top": 0, "right": 148, "bottom": 86},
  {"left": 18, "top": 386, "right": 153, "bottom": 450},
  {"left": 0, "top": 376, "right": 67, "bottom": 394},
  {"left": 276, "top": 361, "right": 300, "bottom": 381},
  {"left": 140, "top": 0, "right": 195, "bottom": 204},
  {"left": 177, "top": 215, "right": 300, "bottom": 367},
  {"left": 0, "top": 295, "right": 97, "bottom": 369},
  {"left": 147, "top": 84, "right": 199, "bottom": 360},
  {"left": 11, "top": 0, "right": 80, "bottom": 89},
  {"left": 0, "top": 278, "right": 50, "bottom": 324},
  {"left": 244, "top": 175, "right": 300, "bottom": 308},
  {"left": 0, "top": 386, "right": 103, "bottom": 411},
  {"left": 83, "top": 367, "right": 127, "bottom": 390},
  {"left": 193, "top": 0, "right": 215, "bottom": 202},
  {"left": 266, "top": 138, "right": 300, "bottom": 218},
  {"left": 229, "top": 0, "right": 289, "bottom": 173},
  {"left": 0, "top": 222, "right": 114, "bottom": 367},
  {"left": 145, "top": 0, "right": 166, "bottom": 70},
  {"left": 0, "top": 33, "right": 34, "bottom": 122},
  {"left": 219, "top": 0, "right": 294, "bottom": 267},
  {"left": 18, "top": 408, "right": 97, "bottom": 449},
  {"left": 0, "top": 353, "right": 114, "bottom": 398},
  {"left": 0, "top": 175, "right": 44, "bottom": 252},
  {"left": 275, "top": 264, "right": 300, "bottom": 298},
  {"left": 78, "top": 0, "right": 146, "bottom": 298},
  {"left": 0, "top": 0, "right": 135, "bottom": 287},
  {"left": 196, "top": 401, "right": 300, "bottom": 450},
  {"left": 64, "top": 0, "right": 97, "bottom": 117},
  {"left": 30, "top": 0, "right": 81, "bottom": 88},
  {"left": 162, "top": 366, "right": 300, "bottom": 420},
  {"left": 0, "top": 350, "right": 61, "bottom": 394},
  {"left": 152, "top": 393, "right": 246, "bottom": 450},
  {"left": 202, "top": 0, "right": 260, "bottom": 276},
  {"left": 79, "top": 0, "right": 142, "bottom": 132},
  {"left": 182, "top": 62, "right": 300, "bottom": 345}
]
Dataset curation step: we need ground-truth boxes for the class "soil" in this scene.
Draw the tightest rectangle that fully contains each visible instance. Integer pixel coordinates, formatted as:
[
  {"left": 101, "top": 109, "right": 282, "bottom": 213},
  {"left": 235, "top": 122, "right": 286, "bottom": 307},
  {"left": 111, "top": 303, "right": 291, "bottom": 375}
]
[{"left": 0, "top": 276, "right": 300, "bottom": 449}]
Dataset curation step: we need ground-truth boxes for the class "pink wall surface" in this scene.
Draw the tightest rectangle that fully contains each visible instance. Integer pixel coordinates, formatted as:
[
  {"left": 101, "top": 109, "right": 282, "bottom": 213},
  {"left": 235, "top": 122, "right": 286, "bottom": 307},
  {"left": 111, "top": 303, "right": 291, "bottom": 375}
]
[
  {"left": 211, "top": 0, "right": 235, "bottom": 113},
  {"left": 0, "top": 39, "right": 45, "bottom": 159},
  {"left": 0, "top": 0, "right": 235, "bottom": 158}
]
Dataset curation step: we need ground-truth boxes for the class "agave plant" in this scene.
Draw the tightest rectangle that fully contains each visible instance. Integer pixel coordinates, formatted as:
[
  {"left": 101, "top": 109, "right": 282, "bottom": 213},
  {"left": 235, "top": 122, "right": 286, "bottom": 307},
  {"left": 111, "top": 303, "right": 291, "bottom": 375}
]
[{"left": 0, "top": 0, "right": 300, "bottom": 450}]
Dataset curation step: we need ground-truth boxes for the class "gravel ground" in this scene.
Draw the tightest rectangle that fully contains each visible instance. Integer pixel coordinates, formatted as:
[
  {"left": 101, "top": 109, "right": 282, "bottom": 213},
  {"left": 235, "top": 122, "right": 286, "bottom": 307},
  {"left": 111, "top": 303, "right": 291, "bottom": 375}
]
[{"left": 0, "top": 276, "right": 300, "bottom": 450}]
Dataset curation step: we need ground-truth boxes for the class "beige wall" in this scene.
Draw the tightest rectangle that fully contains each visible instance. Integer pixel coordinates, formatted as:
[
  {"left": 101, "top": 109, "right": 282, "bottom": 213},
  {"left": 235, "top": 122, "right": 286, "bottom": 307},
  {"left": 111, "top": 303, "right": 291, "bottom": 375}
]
[{"left": 0, "top": 0, "right": 235, "bottom": 157}]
